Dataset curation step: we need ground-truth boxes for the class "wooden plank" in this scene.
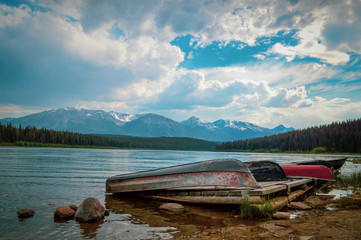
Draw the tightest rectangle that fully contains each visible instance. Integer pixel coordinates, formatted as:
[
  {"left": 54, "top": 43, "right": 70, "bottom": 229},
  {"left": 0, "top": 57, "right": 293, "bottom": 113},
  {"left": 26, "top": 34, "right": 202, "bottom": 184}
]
[
  {"left": 249, "top": 184, "right": 287, "bottom": 195},
  {"left": 166, "top": 185, "right": 255, "bottom": 191},
  {"left": 249, "top": 179, "right": 313, "bottom": 196},
  {"left": 157, "top": 179, "right": 315, "bottom": 198},
  {"left": 250, "top": 185, "right": 314, "bottom": 213},
  {"left": 150, "top": 195, "right": 265, "bottom": 205}
]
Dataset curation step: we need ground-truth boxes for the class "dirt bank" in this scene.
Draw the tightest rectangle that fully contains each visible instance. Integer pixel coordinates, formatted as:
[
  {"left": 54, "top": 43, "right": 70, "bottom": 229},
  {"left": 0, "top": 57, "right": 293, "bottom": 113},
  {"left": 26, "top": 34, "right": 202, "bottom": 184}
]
[{"left": 176, "top": 193, "right": 361, "bottom": 240}]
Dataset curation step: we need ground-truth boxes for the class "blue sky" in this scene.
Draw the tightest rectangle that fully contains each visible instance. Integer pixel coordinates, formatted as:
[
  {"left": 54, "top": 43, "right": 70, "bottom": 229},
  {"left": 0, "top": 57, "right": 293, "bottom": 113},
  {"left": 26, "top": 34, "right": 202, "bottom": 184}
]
[{"left": 0, "top": 0, "right": 360, "bottom": 129}]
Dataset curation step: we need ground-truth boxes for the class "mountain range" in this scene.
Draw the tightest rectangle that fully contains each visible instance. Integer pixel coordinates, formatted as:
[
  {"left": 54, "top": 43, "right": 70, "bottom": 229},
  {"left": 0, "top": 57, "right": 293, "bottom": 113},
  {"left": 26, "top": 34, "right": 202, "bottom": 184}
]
[{"left": 0, "top": 107, "right": 294, "bottom": 142}]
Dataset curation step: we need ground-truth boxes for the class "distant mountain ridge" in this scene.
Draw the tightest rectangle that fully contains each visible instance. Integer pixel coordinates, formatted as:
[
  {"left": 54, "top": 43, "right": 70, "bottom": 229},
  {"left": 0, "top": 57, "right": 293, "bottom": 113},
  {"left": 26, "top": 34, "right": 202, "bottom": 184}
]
[{"left": 0, "top": 107, "right": 294, "bottom": 142}]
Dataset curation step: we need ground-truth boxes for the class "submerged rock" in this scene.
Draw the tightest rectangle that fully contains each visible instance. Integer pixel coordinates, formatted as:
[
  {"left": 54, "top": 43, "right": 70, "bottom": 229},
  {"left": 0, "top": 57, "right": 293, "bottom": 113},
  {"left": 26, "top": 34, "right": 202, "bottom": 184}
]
[
  {"left": 17, "top": 208, "right": 35, "bottom": 219},
  {"left": 74, "top": 197, "right": 105, "bottom": 222},
  {"left": 159, "top": 203, "right": 184, "bottom": 213},
  {"left": 54, "top": 206, "right": 75, "bottom": 220}
]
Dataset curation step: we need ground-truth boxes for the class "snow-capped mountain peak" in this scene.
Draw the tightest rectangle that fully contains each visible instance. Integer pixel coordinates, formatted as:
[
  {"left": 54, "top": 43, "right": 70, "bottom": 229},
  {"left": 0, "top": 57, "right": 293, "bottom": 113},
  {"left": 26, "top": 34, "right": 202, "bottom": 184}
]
[{"left": 0, "top": 107, "right": 294, "bottom": 142}]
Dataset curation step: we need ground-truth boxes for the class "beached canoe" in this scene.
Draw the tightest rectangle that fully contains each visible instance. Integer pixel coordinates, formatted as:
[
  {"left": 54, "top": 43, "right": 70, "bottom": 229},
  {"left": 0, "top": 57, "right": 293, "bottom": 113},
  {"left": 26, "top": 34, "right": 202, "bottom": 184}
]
[
  {"left": 281, "top": 165, "right": 335, "bottom": 181},
  {"left": 106, "top": 158, "right": 260, "bottom": 193},
  {"left": 244, "top": 161, "right": 288, "bottom": 182},
  {"left": 296, "top": 158, "right": 346, "bottom": 172}
]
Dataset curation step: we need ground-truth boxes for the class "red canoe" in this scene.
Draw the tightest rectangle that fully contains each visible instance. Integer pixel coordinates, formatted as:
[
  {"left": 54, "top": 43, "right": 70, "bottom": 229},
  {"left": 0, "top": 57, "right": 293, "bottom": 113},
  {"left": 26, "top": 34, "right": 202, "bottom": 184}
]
[{"left": 281, "top": 165, "right": 334, "bottom": 181}]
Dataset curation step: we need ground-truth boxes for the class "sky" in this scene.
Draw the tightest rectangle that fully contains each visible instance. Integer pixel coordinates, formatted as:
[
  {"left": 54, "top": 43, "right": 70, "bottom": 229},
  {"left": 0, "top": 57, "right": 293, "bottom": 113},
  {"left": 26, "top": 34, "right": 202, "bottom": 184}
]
[{"left": 0, "top": 0, "right": 360, "bottom": 129}]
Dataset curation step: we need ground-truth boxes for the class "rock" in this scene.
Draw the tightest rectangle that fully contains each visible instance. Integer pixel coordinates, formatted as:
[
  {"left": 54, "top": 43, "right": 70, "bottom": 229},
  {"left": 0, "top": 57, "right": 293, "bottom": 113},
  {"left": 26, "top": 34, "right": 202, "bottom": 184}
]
[
  {"left": 17, "top": 208, "right": 35, "bottom": 219},
  {"left": 68, "top": 204, "right": 78, "bottom": 211},
  {"left": 305, "top": 196, "right": 327, "bottom": 208},
  {"left": 299, "top": 236, "right": 317, "bottom": 240},
  {"left": 159, "top": 203, "right": 184, "bottom": 213},
  {"left": 54, "top": 206, "right": 75, "bottom": 220},
  {"left": 274, "top": 229, "right": 294, "bottom": 237},
  {"left": 74, "top": 197, "right": 105, "bottom": 222},
  {"left": 104, "top": 209, "right": 110, "bottom": 216},
  {"left": 339, "top": 196, "right": 361, "bottom": 207},
  {"left": 289, "top": 201, "right": 312, "bottom": 210},
  {"left": 257, "top": 231, "right": 273, "bottom": 239},
  {"left": 258, "top": 222, "right": 285, "bottom": 232},
  {"left": 272, "top": 211, "right": 291, "bottom": 219},
  {"left": 274, "top": 220, "right": 290, "bottom": 228}
]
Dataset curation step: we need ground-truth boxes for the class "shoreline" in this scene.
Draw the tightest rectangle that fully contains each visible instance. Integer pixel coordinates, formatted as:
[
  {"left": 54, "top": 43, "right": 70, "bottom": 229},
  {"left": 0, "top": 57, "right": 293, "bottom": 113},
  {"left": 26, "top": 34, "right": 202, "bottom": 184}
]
[
  {"left": 175, "top": 191, "right": 361, "bottom": 240},
  {"left": 1, "top": 142, "right": 361, "bottom": 155}
]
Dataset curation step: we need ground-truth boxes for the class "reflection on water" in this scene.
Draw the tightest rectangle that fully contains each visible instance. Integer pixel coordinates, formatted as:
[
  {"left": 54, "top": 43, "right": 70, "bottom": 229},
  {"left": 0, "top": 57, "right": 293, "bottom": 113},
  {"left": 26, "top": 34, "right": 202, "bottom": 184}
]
[
  {"left": 78, "top": 220, "right": 104, "bottom": 239},
  {"left": 0, "top": 147, "right": 359, "bottom": 239}
]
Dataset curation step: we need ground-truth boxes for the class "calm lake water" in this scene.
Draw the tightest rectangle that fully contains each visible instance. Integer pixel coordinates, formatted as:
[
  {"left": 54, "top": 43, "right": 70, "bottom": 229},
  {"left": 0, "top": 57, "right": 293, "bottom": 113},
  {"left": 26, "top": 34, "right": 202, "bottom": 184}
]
[{"left": 0, "top": 147, "right": 359, "bottom": 240}]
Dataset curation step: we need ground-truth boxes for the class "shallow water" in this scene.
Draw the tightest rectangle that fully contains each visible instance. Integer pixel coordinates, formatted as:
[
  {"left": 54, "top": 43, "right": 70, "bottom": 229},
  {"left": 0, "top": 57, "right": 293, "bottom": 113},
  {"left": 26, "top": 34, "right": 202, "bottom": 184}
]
[{"left": 0, "top": 147, "right": 359, "bottom": 239}]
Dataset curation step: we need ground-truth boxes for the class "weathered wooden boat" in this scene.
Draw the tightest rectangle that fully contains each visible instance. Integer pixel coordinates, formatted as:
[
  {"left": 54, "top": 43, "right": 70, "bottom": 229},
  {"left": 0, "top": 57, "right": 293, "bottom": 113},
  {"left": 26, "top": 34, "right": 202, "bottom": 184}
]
[
  {"left": 106, "top": 159, "right": 331, "bottom": 213},
  {"left": 106, "top": 158, "right": 260, "bottom": 193},
  {"left": 244, "top": 161, "right": 288, "bottom": 182},
  {"left": 281, "top": 165, "right": 335, "bottom": 181},
  {"left": 296, "top": 158, "right": 346, "bottom": 172}
]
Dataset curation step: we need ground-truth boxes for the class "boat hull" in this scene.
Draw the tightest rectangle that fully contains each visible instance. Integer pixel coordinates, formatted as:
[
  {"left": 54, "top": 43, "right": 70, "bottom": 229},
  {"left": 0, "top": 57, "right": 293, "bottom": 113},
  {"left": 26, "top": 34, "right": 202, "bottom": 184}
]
[
  {"left": 106, "top": 171, "right": 258, "bottom": 193},
  {"left": 281, "top": 165, "right": 334, "bottom": 181},
  {"left": 245, "top": 161, "right": 288, "bottom": 182},
  {"left": 296, "top": 158, "right": 346, "bottom": 171},
  {"left": 106, "top": 159, "right": 259, "bottom": 193}
]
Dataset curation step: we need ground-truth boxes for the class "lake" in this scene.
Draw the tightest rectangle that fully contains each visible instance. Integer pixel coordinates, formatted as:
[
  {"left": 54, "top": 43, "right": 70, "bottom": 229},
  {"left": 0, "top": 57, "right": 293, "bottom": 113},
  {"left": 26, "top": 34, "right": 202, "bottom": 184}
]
[{"left": 0, "top": 147, "right": 359, "bottom": 239}]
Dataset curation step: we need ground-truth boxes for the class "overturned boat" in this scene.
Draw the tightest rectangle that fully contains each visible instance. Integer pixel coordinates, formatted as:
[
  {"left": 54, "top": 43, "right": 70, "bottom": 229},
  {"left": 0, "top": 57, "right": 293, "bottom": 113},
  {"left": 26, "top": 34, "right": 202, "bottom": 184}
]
[
  {"left": 281, "top": 165, "right": 335, "bottom": 181},
  {"left": 106, "top": 159, "right": 335, "bottom": 210},
  {"left": 295, "top": 158, "right": 346, "bottom": 173},
  {"left": 245, "top": 161, "right": 288, "bottom": 182},
  {"left": 106, "top": 158, "right": 260, "bottom": 194}
]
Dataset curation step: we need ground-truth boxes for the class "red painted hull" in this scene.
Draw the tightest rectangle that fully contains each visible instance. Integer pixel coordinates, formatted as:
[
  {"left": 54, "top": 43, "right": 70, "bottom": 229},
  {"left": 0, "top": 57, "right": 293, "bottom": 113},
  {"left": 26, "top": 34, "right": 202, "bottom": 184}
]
[
  {"left": 106, "top": 159, "right": 260, "bottom": 193},
  {"left": 106, "top": 171, "right": 258, "bottom": 193},
  {"left": 281, "top": 165, "right": 334, "bottom": 180}
]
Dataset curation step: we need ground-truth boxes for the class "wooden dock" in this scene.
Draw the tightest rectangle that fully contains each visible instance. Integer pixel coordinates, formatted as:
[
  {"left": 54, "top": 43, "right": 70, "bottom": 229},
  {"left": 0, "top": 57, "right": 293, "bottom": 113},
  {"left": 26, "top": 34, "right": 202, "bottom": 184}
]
[{"left": 135, "top": 178, "right": 321, "bottom": 213}]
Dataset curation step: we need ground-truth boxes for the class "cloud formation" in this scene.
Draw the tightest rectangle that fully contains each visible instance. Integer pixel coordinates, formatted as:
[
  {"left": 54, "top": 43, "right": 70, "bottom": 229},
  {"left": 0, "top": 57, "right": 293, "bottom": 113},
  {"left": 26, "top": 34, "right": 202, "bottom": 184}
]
[{"left": 0, "top": 0, "right": 360, "bottom": 128}]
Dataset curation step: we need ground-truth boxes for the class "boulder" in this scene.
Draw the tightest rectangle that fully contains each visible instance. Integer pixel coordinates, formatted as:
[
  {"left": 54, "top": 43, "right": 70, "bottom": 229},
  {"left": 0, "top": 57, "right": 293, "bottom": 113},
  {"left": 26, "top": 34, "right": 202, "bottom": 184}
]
[
  {"left": 289, "top": 201, "right": 312, "bottom": 210},
  {"left": 54, "top": 206, "right": 75, "bottom": 220},
  {"left": 74, "top": 197, "right": 105, "bottom": 222},
  {"left": 17, "top": 208, "right": 35, "bottom": 219},
  {"left": 159, "top": 203, "right": 184, "bottom": 213}
]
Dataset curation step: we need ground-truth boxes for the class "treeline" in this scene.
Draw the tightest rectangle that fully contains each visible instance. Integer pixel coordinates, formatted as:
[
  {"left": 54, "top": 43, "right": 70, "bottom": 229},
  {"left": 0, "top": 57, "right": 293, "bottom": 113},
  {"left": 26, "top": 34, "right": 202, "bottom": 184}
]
[
  {"left": 0, "top": 123, "right": 217, "bottom": 151},
  {"left": 216, "top": 119, "right": 361, "bottom": 153}
]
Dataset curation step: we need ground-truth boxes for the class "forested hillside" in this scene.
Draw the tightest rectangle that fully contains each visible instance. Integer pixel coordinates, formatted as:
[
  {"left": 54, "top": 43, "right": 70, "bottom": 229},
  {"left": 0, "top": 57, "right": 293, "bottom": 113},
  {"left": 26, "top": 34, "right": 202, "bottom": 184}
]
[
  {"left": 216, "top": 119, "right": 361, "bottom": 153},
  {"left": 0, "top": 123, "right": 217, "bottom": 151}
]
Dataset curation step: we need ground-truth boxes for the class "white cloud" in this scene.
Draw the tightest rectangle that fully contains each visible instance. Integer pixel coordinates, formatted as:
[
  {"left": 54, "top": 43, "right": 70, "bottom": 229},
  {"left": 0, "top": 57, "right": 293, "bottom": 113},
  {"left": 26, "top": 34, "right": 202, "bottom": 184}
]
[
  {"left": 0, "top": 104, "right": 49, "bottom": 118},
  {"left": 74, "top": 101, "right": 132, "bottom": 113},
  {"left": 149, "top": 63, "right": 336, "bottom": 112},
  {"left": 253, "top": 54, "right": 266, "bottom": 60},
  {"left": 0, "top": 4, "right": 32, "bottom": 28},
  {"left": 266, "top": 86, "right": 310, "bottom": 108},
  {"left": 271, "top": 23, "right": 350, "bottom": 65}
]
